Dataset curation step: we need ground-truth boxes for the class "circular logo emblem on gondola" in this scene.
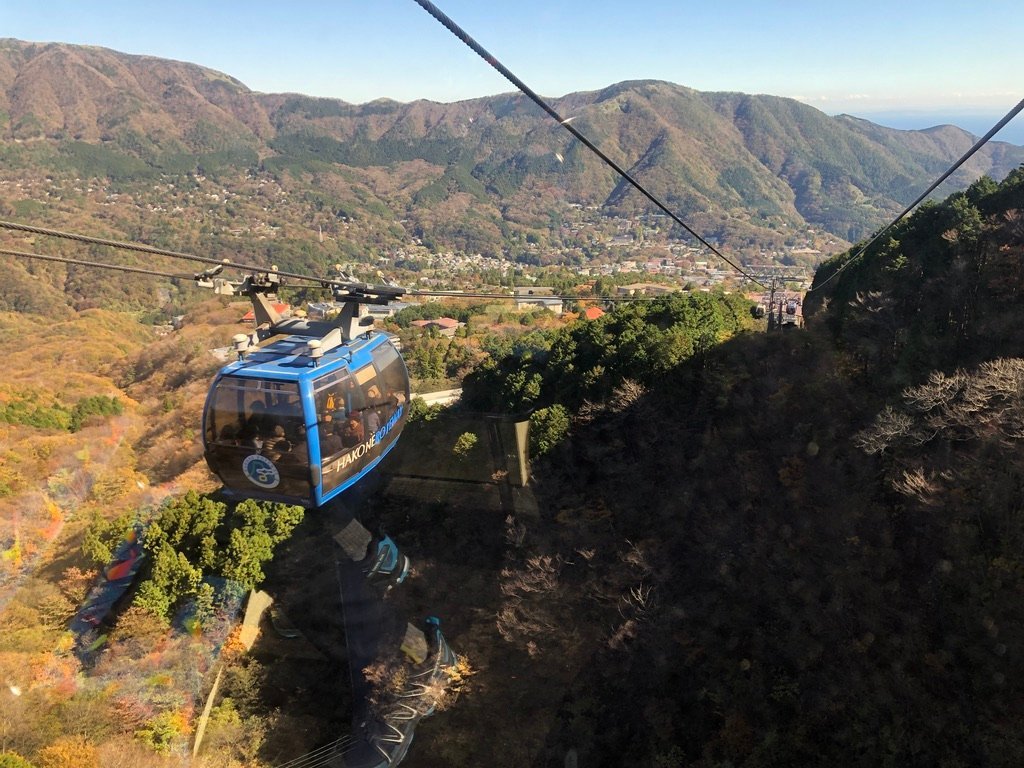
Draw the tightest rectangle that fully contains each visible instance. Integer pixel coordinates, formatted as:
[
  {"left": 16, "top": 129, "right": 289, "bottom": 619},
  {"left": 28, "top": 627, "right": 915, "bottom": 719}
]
[{"left": 242, "top": 454, "right": 280, "bottom": 489}]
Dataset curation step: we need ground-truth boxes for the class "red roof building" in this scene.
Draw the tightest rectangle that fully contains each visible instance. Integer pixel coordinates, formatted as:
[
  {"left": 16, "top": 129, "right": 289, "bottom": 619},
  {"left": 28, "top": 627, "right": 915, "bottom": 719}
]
[{"left": 241, "top": 303, "right": 291, "bottom": 322}]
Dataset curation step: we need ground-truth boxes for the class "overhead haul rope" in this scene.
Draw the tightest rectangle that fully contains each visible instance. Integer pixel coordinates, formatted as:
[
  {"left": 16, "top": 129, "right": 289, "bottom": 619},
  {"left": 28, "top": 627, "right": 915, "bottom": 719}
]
[
  {"left": 0, "top": 247, "right": 195, "bottom": 280},
  {"left": 3, "top": 245, "right": 675, "bottom": 304},
  {"left": 2, "top": 232, "right": 684, "bottom": 306},
  {"left": 809, "top": 97, "right": 1024, "bottom": 293},
  {"left": 411, "top": 0, "right": 766, "bottom": 289},
  {"left": 407, "top": 289, "right": 661, "bottom": 302},
  {"left": 268, "top": 736, "right": 354, "bottom": 768},
  {"left": 0, "top": 219, "right": 327, "bottom": 287},
  {"left": 0, "top": 220, "right": 679, "bottom": 302}
]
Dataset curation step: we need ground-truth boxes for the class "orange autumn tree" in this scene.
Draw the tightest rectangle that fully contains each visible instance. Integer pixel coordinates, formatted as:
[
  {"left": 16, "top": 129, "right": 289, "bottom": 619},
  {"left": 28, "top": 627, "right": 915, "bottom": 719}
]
[{"left": 35, "top": 736, "right": 99, "bottom": 768}]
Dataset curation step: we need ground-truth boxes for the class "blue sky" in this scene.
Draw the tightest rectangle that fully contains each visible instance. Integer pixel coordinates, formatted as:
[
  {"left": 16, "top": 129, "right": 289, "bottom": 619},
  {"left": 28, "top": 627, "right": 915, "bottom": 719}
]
[{"left": 3, "top": 0, "right": 1023, "bottom": 142}]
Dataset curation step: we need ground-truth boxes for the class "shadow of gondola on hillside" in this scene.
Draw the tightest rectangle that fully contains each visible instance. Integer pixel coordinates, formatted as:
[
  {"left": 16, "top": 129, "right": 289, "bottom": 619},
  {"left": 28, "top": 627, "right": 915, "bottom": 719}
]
[{"left": 253, "top": 408, "right": 523, "bottom": 766}]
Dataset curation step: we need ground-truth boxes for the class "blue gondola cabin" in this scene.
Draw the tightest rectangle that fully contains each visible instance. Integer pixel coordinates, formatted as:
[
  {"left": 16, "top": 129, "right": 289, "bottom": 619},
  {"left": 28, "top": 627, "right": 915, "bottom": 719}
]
[{"left": 203, "top": 327, "right": 409, "bottom": 508}]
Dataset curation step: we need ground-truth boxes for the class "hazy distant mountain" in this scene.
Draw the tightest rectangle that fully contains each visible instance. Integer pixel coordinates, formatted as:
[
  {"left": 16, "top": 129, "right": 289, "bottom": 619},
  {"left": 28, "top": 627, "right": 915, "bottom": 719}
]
[{"left": 2, "top": 38, "right": 1021, "bottom": 252}]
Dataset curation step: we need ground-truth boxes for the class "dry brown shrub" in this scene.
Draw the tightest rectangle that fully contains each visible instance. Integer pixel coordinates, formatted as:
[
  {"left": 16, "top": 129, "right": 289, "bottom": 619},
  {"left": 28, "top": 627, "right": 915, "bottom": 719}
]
[
  {"left": 858, "top": 358, "right": 1024, "bottom": 454},
  {"left": 363, "top": 653, "right": 409, "bottom": 710},
  {"left": 608, "top": 379, "right": 647, "bottom": 412},
  {"left": 96, "top": 734, "right": 188, "bottom": 768},
  {"left": 58, "top": 567, "right": 98, "bottom": 605},
  {"left": 892, "top": 467, "right": 944, "bottom": 506},
  {"left": 416, "top": 654, "right": 475, "bottom": 713}
]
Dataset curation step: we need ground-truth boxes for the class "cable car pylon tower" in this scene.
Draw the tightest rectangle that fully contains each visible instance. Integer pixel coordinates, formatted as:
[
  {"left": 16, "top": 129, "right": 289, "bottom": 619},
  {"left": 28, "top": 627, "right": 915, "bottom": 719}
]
[{"left": 742, "top": 268, "right": 805, "bottom": 331}]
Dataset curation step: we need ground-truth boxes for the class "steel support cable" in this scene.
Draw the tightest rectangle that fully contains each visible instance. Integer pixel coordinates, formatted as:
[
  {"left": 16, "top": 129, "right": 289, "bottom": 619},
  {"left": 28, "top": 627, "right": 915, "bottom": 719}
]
[
  {"left": 271, "top": 751, "right": 342, "bottom": 768},
  {"left": 0, "top": 219, "right": 329, "bottom": 286},
  {"left": 411, "top": 0, "right": 765, "bottom": 289},
  {"left": 0, "top": 247, "right": 195, "bottom": 280},
  {"left": 0, "top": 220, "right": 663, "bottom": 302},
  {"left": 809, "top": 96, "right": 1024, "bottom": 293},
  {"left": 0, "top": 247, "right": 690, "bottom": 305},
  {"left": 279, "top": 741, "right": 357, "bottom": 768},
  {"left": 406, "top": 289, "right": 662, "bottom": 302},
  {"left": 270, "top": 736, "right": 354, "bottom": 768},
  {"left": 272, "top": 748, "right": 349, "bottom": 768},
  {"left": 282, "top": 756, "right": 336, "bottom": 768}
]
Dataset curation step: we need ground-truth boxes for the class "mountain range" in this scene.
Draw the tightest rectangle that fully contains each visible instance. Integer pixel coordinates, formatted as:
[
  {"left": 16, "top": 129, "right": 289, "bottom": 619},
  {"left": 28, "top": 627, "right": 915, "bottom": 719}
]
[
  {"left": 1, "top": 37, "right": 1022, "bottom": 259},
  {"left": 4, "top": 35, "right": 1024, "bottom": 768}
]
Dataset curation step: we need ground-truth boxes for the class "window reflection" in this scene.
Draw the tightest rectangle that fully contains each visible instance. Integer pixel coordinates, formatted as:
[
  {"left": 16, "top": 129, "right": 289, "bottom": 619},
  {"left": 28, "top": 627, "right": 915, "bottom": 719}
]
[{"left": 203, "top": 377, "right": 310, "bottom": 499}]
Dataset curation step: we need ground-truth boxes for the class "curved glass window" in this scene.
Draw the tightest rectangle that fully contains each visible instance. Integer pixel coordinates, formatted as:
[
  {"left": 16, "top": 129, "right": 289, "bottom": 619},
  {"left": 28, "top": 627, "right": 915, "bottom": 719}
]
[
  {"left": 204, "top": 377, "right": 311, "bottom": 501},
  {"left": 311, "top": 343, "right": 408, "bottom": 495},
  {"left": 370, "top": 341, "right": 410, "bottom": 432},
  {"left": 313, "top": 369, "right": 356, "bottom": 457}
]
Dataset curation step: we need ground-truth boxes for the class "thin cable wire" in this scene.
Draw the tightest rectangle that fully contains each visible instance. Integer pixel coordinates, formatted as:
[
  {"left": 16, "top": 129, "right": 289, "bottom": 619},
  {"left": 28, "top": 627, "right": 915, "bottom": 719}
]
[
  {"left": 277, "top": 740, "right": 356, "bottom": 768},
  {"left": 270, "top": 736, "right": 353, "bottom": 768},
  {"left": 275, "top": 743, "right": 351, "bottom": 768},
  {"left": 285, "top": 756, "right": 337, "bottom": 768},
  {"left": 411, "top": 0, "right": 765, "bottom": 289},
  {"left": 0, "top": 219, "right": 328, "bottom": 286},
  {"left": 272, "top": 750, "right": 341, "bottom": 768},
  {"left": 3, "top": 219, "right": 664, "bottom": 302},
  {"left": 290, "top": 753, "right": 344, "bottom": 768},
  {"left": 2, "top": 247, "right": 696, "bottom": 304},
  {"left": 406, "top": 289, "right": 664, "bottom": 302},
  {"left": 809, "top": 97, "right": 1024, "bottom": 293},
  {"left": 0, "top": 248, "right": 194, "bottom": 280}
]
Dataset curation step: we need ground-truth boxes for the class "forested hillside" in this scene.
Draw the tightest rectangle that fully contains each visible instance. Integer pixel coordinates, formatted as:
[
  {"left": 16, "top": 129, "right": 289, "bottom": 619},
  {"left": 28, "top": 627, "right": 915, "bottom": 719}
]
[
  {"left": 426, "top": 169, "right": 1024, "bottom": 766},
  {"left": 2, "top": 38, "right": 1022, "bottom": 274},
  {"left": 2, "top": 33, "right": 1024, "bottom": 768}
]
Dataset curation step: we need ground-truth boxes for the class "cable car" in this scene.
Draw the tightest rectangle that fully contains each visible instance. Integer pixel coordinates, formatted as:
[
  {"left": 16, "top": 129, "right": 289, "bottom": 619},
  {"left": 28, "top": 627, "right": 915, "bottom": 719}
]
[{"left": 201, "top": 274, "right": 410, "bottom": 508}]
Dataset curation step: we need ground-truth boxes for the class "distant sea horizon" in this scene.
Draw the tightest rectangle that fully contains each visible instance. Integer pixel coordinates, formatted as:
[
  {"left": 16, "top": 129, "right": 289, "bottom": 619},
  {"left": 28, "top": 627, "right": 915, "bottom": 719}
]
[{"left": 843, "top": 109, "right": 1024, "bottom": 148}]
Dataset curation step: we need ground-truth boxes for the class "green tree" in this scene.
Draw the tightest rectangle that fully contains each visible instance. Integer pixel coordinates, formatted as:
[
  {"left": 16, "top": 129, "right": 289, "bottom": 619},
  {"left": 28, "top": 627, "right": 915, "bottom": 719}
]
[
  {"left": 947, "top": 194, "right": 983, "bottom": 249},
  {"left": 130, "top": 493, "right": 303, "bottom": 616},
  {"left": 408, "top": 397, "right": 443, "bottom": 422},
  {"left": 262, "top": 501, "right": 305, "bottom": 545},
  {"left": 221, "top": 526, "right": 274, "bottom": 589},
  {"left": 502, "top": 369, "right": 543, "bottom": 412},
  {"left": 145, "top": 490, "right": 224, "bottom": 569},
  {"left": 453, "top": 432, "right": 479, "bottom": 458},
  {"left": 134, "top": 542, "right": 203, "bottom": 619},
  {"left": 135, "top": 710, "right": 188, "bottom": 754},
  {"left": 966, "top": 174, "right": 998, "bottom": 205},
  {"left": 68, "top": 395, "right": 123, "bottom": 432},
  {"left": 529, "top": 405, "right": 570, "bottom": 457},
  {"left": 467, "top": 291, "right": 755, "bottom": 413},
  {"left": 81, "top": 513, "right": 135, "bottom": 565}
]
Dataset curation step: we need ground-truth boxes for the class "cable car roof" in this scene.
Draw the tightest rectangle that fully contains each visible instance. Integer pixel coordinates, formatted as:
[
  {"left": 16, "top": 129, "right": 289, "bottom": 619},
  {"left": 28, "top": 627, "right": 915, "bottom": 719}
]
[{"left": 218, "top": 331, "right": 385, "bottom": 381}]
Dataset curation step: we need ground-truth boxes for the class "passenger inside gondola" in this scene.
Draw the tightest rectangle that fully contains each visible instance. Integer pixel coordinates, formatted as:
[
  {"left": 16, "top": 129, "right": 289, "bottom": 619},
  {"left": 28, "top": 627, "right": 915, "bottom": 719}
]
[
  {"left": 344, "top": 377, "right": 360, "bottom": 414},
  {"left": 263, "top": 424, "right": 291, "bottom": 458},
  {"left": 319, "top": 414, "right": 343, "bottom": 457},
  {"left": 365, "top": 407, "right": 381, "bottom": 435},
  {"left": 278, "top": 425, "right": 307, "bottom": 467},
  {"left": 363, "top": 383, "right": 384, "bottom": 434},
  {"left": 240, "top": 401, "right": 270, "bottom": 446},
  {"left": 218, "top": 423, "right": 240, "bottom": 445},
  {"left": 341, "top": 414, "right": 364, "bottom": 447}
]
